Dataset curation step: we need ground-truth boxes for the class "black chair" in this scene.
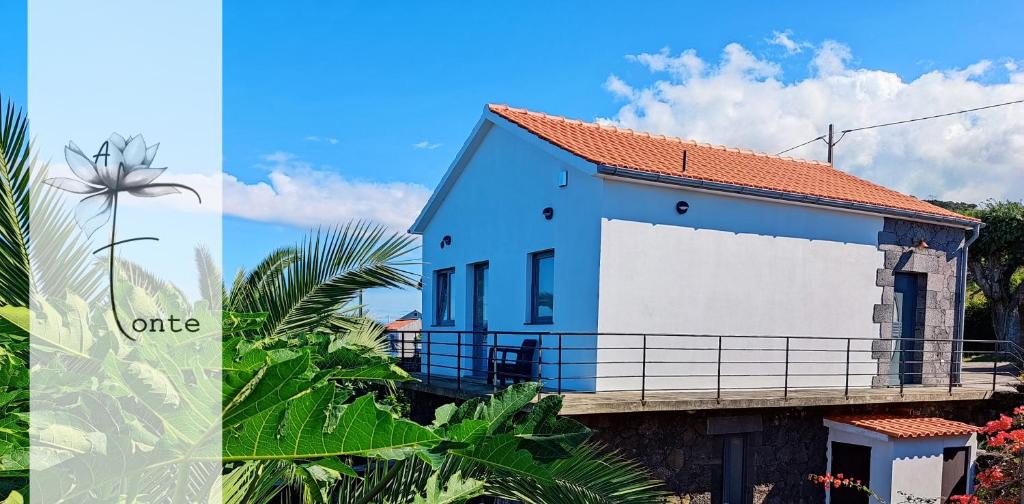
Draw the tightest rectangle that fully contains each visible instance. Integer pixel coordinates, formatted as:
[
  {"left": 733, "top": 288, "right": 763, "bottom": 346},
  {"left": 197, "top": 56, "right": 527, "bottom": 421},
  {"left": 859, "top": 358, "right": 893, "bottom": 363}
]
[{"left": 488, "top": 339, "right": 538, "bottom": 386}]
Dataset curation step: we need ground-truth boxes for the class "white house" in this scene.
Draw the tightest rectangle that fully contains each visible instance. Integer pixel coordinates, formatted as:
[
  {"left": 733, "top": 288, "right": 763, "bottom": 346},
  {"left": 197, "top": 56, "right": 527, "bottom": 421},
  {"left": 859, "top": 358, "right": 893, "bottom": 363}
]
[
  {"left": 408, "top": 104, "right": 982, "bottom": 394},
  {"left": 823, "top": 415, "right": 978, "bottom": 504}
]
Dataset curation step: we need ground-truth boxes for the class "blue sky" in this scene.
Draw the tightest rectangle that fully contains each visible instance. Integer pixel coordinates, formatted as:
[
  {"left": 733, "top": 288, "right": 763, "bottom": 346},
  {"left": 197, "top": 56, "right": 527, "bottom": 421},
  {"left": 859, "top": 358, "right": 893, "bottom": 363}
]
[{"left": 4, "top": 1, "right": 1024, "bottom": 320}]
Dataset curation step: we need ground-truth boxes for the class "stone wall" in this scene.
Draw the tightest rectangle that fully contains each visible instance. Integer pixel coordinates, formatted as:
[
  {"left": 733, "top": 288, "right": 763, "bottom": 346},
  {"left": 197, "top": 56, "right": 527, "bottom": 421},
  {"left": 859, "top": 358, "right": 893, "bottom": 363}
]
[
  {"left": 576, "top": 396, "right": 1020, "bottom": 504},
  {"left": 407, "top": 389, "right": 1020, "bottom": 503},
  {"left": 872, "top": 218, "right": 965, "bottom": 387}
]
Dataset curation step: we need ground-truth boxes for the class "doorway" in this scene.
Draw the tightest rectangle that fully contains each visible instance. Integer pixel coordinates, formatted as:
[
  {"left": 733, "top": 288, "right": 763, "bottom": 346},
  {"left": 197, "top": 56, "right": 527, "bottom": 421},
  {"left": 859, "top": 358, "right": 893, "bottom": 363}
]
[
  {"left": 471, "top": 262, "right": 489, "bottom": 377},
  {"left": 893, "top": 272, "right": 923, "bottom": 385},
  {"left": 941, "top": 447, "right": 969, "bottom": 501},
  {"left": 830, "top": 441, "right": 871, "bottom": 504}
]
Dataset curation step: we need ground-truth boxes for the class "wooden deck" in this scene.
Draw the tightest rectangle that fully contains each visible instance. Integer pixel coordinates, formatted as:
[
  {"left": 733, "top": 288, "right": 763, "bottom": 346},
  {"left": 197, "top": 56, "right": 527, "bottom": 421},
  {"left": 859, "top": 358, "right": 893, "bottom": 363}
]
[{"left": 405, "top": 362, "right": 1019, "bottom": 415}]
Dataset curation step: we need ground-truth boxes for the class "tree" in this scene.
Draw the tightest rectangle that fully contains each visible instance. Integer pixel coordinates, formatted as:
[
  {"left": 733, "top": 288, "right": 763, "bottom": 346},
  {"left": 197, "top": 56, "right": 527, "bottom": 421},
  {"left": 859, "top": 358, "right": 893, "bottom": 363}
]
[
  {"left": 964, "top": 202, "right": 1024, "bottom": 346},
  {"left": 928, "top": 200, "right": 1024, "bottom": 345}
]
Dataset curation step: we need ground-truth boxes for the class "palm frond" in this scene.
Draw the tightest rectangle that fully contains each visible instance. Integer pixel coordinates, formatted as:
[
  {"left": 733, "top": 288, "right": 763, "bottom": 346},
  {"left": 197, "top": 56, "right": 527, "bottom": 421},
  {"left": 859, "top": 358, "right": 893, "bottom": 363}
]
[
  {"left": 194, "top": 245, "right": 222, "bottom": 307},
  {"left": 0, "top": 97, "right": 31, "bottom": 307},
  {"left": 488, "top": 443, "right": 669, "bottom": 504},
  {"left": 0, "top": 96, "right": 103, "bottom": 305},
  {"left": 239, "top": 222, "right": 418, "bottom": 338},
  {"left": 225, "top": 245, "right": 296, "bottom": 311},
  {"left": 221, "top": 462, "right": 290, "bottom": 504}
]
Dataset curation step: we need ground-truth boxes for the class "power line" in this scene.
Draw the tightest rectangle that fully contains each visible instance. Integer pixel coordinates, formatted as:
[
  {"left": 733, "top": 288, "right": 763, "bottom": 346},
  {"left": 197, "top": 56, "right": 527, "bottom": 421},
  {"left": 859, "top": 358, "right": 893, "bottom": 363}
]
[
  {"left": 776, "top": 134, "right": 826, "bottom": 156},
  {"left": 774, "top": 98, "right": 1024, "bottom": 159}
]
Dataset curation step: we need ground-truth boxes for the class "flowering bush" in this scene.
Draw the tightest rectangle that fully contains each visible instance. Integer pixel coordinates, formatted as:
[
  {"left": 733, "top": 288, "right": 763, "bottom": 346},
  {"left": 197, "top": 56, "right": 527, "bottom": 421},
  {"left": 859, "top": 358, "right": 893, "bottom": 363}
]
[{"left": 955, "top": 406, "right": 1024, "bottom": 503}]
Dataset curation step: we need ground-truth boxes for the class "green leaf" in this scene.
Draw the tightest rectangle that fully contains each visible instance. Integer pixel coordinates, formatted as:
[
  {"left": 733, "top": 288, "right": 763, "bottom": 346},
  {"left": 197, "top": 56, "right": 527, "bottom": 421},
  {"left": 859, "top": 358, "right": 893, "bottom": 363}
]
[
  {"left": 0, "top": 490, "right": 22, "bottom": 504},
  {"left": 457, "top": 382, "right": 539, "bottom": 434},
  {"left": 0, "top": 307, "right": 27, "bottom": 336},
  {"left": 223, "top": 354, "right": 315, "bottom": 430},
  {"left": 223, "top": 391, "right": 440, "bottom": 461},
  {"left": 431, "top": 404, "right": 457, "bottom": 428},
  {"left": 325, "top": 347, "right": 414, "bottom": 383},
  {"left": 305, "top": 457, "right": 359, "bottom": 479},
  {"left": 412, "top": 472, "right": 485, "bottom": 504},
  {"left": 451, "top": 434, "right": 552, "bottom": 484},
  {"left": 223, "top": 311, "right": 268, "bottom": 336}
]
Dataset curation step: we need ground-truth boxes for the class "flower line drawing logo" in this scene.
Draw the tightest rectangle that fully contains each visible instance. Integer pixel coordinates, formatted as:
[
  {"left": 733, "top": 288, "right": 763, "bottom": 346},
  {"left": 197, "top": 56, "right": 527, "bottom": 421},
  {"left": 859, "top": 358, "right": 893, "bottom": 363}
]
[{"left": 45, "top": 134, "right": 201, "bottom": 341}]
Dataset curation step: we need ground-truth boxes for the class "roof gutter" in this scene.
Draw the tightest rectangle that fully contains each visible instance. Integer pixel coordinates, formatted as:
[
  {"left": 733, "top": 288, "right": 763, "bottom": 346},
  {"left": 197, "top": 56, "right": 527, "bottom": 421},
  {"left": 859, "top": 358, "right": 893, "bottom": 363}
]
[
  {"left": 596, "top": 165, "right": 980, "bottom": 229},
  {"left": 951, "top": 222, "right": 983, "bottom": 384}
]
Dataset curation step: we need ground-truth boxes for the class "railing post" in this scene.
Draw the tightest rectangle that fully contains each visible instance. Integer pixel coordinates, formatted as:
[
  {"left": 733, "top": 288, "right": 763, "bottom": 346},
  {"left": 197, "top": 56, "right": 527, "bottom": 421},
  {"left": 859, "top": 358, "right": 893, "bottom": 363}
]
[
  {"left": 783, "top": 337, "right": 790, "bottom": 399},
  {"left": 899, "top": 340, "right": 905, "bottom": 396},
  {"left": 537, "top": 333, "right": 544, "bottom": 399},
  {"left": 716, "top": 336, "right": 723, "bottom": 403},
  {"left": 492, "top": 331, "right": 498, "bottom": 392},
  {"left": 993, "top": 360, "right": 998, "bottom": 392},
  {"left": 557, "top": 334, "right": 563, "bottom": 395},
  {"left": 948, "top": 339, "right": 956, "bottom": 395},
  {"left": 844, "top": 338, "right": 851, "bottom": 398},
  {"left": 425, "top": 331, "right": 432, "bottom": 385},
  {"left": 641, "top": 334, "right": 647, "bottom": 404},
  {"left": 456, "top": 331, "right": 462, "bottom": 391}
]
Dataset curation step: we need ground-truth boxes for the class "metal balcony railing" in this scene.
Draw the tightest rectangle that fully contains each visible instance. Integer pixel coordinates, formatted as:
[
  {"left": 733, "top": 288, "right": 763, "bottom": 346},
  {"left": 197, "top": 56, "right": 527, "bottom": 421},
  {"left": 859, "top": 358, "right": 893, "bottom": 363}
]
[{"left": 387, "top": 330, "right": 1024, "bottom": 401}]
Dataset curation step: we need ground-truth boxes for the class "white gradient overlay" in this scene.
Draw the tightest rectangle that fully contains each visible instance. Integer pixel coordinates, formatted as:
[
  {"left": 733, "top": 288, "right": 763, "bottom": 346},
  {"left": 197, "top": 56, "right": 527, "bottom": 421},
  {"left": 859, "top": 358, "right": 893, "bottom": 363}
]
[{"left": 29, "top": 1, "right": 222, "bottom": 502}]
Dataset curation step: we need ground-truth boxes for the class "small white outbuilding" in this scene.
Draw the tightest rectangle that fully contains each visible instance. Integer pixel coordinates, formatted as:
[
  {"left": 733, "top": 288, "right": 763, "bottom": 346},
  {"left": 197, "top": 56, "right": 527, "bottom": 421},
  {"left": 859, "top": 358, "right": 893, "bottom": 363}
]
[{"left": 823, "top": 415, "right": 978, "bottom": 504}]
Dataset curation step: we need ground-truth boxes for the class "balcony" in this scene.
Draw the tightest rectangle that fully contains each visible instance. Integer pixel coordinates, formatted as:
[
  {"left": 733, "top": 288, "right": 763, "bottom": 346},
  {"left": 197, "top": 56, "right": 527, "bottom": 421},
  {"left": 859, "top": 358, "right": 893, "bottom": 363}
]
[{"left": 389, "top": 331, "right": 1023, "bottom": 414}]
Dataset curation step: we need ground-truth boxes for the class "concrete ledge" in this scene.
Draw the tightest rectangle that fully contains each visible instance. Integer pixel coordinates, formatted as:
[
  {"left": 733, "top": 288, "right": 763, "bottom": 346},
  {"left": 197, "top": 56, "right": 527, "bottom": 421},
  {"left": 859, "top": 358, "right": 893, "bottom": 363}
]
[{"left": 402, "top": 374, "right": 1018, "bottom": 416}]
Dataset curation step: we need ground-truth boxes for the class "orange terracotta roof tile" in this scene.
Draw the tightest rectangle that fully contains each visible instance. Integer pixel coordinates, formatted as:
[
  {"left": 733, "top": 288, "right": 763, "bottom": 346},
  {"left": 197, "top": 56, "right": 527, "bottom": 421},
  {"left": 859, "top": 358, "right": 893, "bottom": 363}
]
[
  {"left": 385, "top": 318, "right": 418, "bottom": 331},
  {"left": 488, "top": 104, "right": 979, "bottom": 224},
  {"left": 826, "top": 415, "right": 979, "bottom": 439}
]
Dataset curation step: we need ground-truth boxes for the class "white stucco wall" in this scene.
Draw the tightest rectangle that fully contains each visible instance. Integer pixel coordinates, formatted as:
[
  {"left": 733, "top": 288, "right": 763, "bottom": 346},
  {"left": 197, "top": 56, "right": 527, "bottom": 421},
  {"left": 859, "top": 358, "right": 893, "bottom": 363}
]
[
  {"left": 825, "top": 422, "right": 976, "bottom": 504},
  {"left": 419, "top": 122, "right": 603, "bottom": 390},
  {"left": 595, "top": 179, "right": 886, "bottom": 392}
]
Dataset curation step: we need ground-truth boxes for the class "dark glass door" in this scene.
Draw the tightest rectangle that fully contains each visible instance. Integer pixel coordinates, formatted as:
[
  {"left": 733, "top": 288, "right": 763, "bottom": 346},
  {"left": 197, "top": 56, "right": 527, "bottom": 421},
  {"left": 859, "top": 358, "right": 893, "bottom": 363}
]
[
  {"left": 894, "top": 272, "right": 922, "bottom": 385},
  {"left": 471, "top": 263, "right": 488, "bottom": 376}
]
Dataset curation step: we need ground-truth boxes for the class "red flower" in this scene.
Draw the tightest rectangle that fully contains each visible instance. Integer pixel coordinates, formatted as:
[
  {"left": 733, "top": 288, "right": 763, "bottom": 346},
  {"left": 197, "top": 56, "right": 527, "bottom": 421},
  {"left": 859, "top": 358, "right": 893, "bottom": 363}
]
[
  {"left": 949, "top": 496, "right": 980, "bottom": 504},
  {"left": 983, "top": 414, "right": 1014, "bottom": 434}
]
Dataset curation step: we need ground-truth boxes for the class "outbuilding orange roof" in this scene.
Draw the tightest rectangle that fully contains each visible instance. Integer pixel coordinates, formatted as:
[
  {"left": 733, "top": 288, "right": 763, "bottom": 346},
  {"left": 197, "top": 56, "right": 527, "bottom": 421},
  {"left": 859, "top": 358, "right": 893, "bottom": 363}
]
[
  {"left": 826, "top": 415, "right": 979, "bottom": 439},
  {"left": 488, "top": 104, "right": 978, "bottom": 224},
  {"left": 385, "top": 318, "right": 418, "bottom": 331}
]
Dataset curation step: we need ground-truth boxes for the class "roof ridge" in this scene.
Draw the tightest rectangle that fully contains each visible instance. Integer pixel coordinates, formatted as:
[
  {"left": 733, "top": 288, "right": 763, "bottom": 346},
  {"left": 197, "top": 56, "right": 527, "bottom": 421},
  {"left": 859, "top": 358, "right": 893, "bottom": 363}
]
[{"left": 487, "top": 103, "right": 833, "bottom": 167}]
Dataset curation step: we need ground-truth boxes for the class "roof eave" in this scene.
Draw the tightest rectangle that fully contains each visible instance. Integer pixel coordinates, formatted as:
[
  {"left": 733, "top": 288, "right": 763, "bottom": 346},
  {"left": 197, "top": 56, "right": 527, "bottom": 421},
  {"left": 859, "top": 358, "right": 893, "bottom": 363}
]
[{"left": 596, "top": 165, "right": 981, "bottom": 229}]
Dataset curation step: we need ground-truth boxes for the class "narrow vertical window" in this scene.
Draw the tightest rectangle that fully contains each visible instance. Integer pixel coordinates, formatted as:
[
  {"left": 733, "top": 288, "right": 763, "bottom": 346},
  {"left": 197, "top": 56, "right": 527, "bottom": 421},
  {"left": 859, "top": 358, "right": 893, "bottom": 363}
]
[
  {"left": 530, "top": 250, "right": 554, "bottom": 324},
  {"left": 434, "top": 268, "right": 454, "bottom": 326},
  {"left": 721, "top": 435, "right": 746, "bottom": 504}
]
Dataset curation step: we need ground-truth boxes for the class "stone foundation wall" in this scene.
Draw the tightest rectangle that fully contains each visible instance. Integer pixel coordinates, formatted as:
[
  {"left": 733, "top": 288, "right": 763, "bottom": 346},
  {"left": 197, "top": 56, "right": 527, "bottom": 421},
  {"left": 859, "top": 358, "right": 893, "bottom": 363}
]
[
  {"left": 408, "top": 389, "right": 1020, "bottom": 503},
  {"left": 576, "top": 396, "right": 1020, "bottom": 504},
  {"left": 872, "top": 218, "right": 965, "bottom": 387}
]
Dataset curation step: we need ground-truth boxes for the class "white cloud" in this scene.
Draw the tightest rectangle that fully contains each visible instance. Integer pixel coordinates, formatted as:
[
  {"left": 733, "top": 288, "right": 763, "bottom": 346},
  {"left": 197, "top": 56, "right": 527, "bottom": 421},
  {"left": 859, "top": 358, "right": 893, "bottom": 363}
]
[
  {"left": 304, "top": 135, "right": 340, "bottom": 145},
  {"left": 224, "top": 153, "right": 431, "bottom": 231},
  {"left": 767, "top": 30, "right": 810, "bottom": 55},
  {"left": 413, "top": 140, "right": 442, "bottom": 150},
  {"left": 603, "top": 39, "right": 1024, "bottom": 203}
]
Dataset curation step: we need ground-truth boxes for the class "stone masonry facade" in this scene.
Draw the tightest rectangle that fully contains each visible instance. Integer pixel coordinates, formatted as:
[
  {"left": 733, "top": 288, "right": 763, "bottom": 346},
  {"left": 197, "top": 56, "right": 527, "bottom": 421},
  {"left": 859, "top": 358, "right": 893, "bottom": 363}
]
[{"left": 871, "top": 218, "right": 965, "bottom": 387}]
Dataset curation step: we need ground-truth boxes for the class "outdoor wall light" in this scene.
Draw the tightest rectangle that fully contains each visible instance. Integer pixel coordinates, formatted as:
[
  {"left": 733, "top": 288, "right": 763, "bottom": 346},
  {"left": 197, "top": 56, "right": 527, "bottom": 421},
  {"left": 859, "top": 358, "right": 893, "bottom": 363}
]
[
  {"left": 440, "top": 235, "right": 452, "bottom": 249},
  {"left": 543, "top": 207, "right": 554, "bottom": 220},
  {"left": 676, "top": 201, "right": 690, "bottom": 214}
]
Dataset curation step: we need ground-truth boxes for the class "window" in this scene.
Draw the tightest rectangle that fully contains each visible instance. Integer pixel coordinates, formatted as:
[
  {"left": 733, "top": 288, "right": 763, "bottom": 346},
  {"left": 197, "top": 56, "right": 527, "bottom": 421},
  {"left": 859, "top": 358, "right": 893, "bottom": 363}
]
[
  {"left": 721, "top": 435, "right": 746, "bottom": 504},
  {"left": 434, "top": 269, "right": 454, "bottom": 326},
  {"left": 530, "top": 250, "right": 554, "bottom": 324}
]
